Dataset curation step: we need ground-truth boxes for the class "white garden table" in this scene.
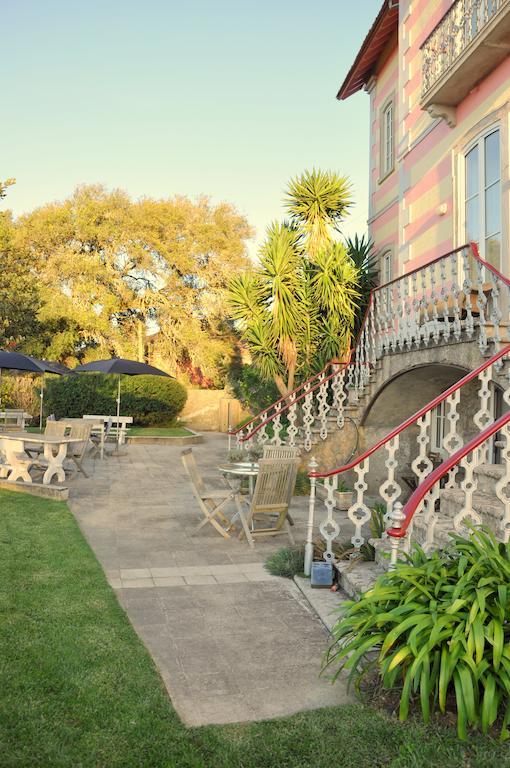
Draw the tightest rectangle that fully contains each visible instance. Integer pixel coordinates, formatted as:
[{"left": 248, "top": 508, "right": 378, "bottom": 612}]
[{"left": 0, "top": 432, "right": 76, "bottom": 485}]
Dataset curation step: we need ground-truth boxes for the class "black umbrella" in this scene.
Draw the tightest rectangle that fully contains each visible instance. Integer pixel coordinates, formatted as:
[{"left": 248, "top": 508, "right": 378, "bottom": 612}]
[
  {"left": 0, "top": 352, "right": 72, "bottom": 428},
  {"left": 73, "top": 358, "right": 171, "bottom": 446},
  {"left": 32, "top": 359, "right": 73, "bottom": 429}
]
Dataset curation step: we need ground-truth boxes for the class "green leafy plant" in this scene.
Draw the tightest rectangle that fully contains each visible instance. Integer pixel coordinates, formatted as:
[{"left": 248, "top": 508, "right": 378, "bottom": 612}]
[
  {"left": 324, "top": 527, "right": 510, "bottom": 740},
  {"left": 265, "top": 547, "right": 305, "bottom": 579},
  {"left": 369, "top": 502, "right": 386, "bottom": 540},
  {"left": 294, "top": 469, "right": 311, "bottom": 496},
  {"left": 45, "top": 373, "right": 187, "bottom": 426}
]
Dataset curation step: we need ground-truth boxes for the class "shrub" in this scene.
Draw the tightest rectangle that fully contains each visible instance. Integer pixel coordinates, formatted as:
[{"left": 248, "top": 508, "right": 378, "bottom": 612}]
[
  {"left": 45, "top": 373, "right": 187, "bottom": 426},
  {"left": 324, "top": 527, "right": 510, "bottom": 740},
  {"left": 265, "top": 547, "right": 305, "bottom": 578},
  {"left": 228, "top": 364, "right": 280, "bottom": 414}
]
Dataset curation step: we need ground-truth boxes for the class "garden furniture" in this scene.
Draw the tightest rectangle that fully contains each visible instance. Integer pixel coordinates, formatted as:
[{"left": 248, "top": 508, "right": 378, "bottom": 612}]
[
  {"left": 0, "top": 410, "right": 32, "bottom": 431},
  {"left": 235, "top": 457, "right": 299, "bottom": 545},
  {"left": 181, "top": 449, "right": 246, "bottom": 541},
  {"left": 0, "top": 431, "right": 75, "bottom": 485},
  {"left": 83, "top": 415, "right": 133, "bottom": 447}
]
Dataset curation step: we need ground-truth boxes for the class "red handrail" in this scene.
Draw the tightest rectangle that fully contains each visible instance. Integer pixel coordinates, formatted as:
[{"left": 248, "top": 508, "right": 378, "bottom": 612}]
[
  {"left": 239, "top": 352, "right": 354, "bottom": 443},
  {"left": 309, "top": 342, "right": 510, "bottom": 478},
  {"left": 387, "top": 410, "right": 510, "bottom": 538},
  {"left": 228, "top": 359, "right": 336, "bottom": 437}
]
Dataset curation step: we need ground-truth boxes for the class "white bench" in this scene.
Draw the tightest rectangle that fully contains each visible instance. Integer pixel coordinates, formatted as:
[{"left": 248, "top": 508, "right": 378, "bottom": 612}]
[{"left": 83, "top": 415, "right": 133, "bottom": 446}]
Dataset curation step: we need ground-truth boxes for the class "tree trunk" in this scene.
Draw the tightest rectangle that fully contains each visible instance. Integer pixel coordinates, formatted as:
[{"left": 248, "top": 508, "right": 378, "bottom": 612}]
[{"left": 136, "top": 319, "right": 146, "bottom": 363}]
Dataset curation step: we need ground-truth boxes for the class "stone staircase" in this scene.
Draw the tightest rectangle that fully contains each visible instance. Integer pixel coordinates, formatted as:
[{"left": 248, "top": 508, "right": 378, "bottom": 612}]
[{"left": 331, "top": 462, "right": 508, "bottom": 599}]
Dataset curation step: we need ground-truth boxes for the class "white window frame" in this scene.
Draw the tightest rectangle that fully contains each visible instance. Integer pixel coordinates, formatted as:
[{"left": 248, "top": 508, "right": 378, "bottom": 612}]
[
  {"left": 430, "top": 400, "right": 447, "bottom": 454},
  {"left": 380, "top": 96, "right": 395, "bottom": 181},
  {"left": 458, "top": 123, "right": 502, "bottom": 264}
]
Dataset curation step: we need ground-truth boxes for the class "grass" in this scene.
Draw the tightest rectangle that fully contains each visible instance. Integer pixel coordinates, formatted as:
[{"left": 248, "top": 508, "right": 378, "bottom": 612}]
[
  {"left": 2, "top": 490, "right": 510, "bottom": 767},
  {"left": 127, "top": 426, "right": 193, "bottom": 437}
]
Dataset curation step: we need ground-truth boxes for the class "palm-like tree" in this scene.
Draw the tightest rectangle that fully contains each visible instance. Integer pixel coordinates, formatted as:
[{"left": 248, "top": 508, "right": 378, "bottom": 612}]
[
  {"left": 284, "top": 169, "right": 352, "bottom": 257},
  {"left": 229, "top": 205, "right": 360, "bottom": 398}
]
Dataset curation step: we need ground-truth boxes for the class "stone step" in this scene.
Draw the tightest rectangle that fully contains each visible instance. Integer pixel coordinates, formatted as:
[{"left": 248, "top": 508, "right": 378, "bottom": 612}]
[
  {"left": 473, "top": 463, "right": 505, "bottom": 495},
  {"left": 439, "top": 488, "right": 503, "bottom": 528},
  {"left": 335, "top": 559, "right": 379, "bottom": 599},
  {"left": 412, "top": 511, "right": 455, "bottom": 550},
  {"left": 369, "top": 536, "right": 392, "bottom": 569}
]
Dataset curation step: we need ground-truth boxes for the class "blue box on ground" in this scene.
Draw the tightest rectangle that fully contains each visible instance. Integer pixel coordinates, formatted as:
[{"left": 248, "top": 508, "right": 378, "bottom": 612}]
[{"left": 310, "top": 561, "right": 333, "bottom": 588}]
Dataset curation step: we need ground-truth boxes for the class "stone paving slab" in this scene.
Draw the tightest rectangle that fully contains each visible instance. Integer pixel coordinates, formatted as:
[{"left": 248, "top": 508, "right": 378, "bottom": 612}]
[{"left": 68, "top": 433, "right": 351, "bottom": 725}]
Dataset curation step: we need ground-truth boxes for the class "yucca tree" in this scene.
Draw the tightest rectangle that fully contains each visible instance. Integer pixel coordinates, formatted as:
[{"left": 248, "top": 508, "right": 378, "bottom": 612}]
[
  {"left": 284, "top": 169, "right": 352, "bottom": 257},
  {"left": 346, "top": 234, "right": 379, "bottom": 334},
  {"left": 229, "top": 222, "right": 359, "bottom": 398}
]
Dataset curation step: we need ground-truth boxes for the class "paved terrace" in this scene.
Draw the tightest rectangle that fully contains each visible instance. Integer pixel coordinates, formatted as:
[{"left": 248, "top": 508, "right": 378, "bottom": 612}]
[{"left": 68, "top": 433, "right": 349, "bottom": 726}]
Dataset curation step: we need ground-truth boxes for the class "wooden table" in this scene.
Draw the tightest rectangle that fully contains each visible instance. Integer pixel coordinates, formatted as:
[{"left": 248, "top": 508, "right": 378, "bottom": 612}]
[
  {"left": 0, "top": 432, "right": 76, "bottom": 485},
  {"left": 217, "top": 462, "right": 259, "bottom": 496}
]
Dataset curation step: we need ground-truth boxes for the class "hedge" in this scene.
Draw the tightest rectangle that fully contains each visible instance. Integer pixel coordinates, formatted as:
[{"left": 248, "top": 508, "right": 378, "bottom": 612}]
[{"left": 45, "top": 373, "right": 187, "bottom": 426}]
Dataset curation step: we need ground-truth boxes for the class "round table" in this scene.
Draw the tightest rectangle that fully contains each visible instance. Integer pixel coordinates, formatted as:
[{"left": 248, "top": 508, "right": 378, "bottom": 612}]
[{"left": 217, "top": 461, "right": 259, "bottom": 497}]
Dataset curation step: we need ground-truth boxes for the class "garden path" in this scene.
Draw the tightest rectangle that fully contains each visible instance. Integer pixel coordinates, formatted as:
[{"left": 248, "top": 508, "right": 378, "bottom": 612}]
[{"left": 68, "top": 433, "right": 350, "bottom": 726}]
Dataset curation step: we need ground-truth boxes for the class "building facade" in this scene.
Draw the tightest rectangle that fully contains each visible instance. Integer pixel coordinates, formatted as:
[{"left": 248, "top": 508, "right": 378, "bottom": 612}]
[{"left": 337, "top": 0, "right": 510, "bottom": 285}]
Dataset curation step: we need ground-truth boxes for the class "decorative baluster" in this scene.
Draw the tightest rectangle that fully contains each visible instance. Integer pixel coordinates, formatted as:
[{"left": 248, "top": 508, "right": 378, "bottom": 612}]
[
  {"left": 490, "top": 275, "right": 502, "bottom": 364},
  {"left": 423, "top": 485, "right": 441, "bottom": 551},
  {"left": 462, "top": 246, "right": 475, "bottom": 338},
  {"left": 286, "top": 395, "right": 298, "bottom": 447},
  {"left": 443, "top": 389, "right": 462, "bottom": 488},
  {"left": 412, "top": 271, "right": 420, "bottom": 348},
  {"left": 388, "top": 502, "right": 406, "bottom": 570},
  {"left": 374, "top": 291, "right": 384, "bottom": 358},
  {"left": 332, "top": 366, "right": 347, "bottom": 428},
  {"left": 236, "top": 428, "right": 244, "bottom": 448},
  {"left": 369, "top": 301, "right": 377, "bottom": 366},
  {"left": 419, "top": 267, "right": 430, "bottom": 345},
  {"left": 430, "top": 260, "right": 441, "bottom": 344},
  {"left": 474, "top": 365, "right": 493, "bottom": 433},
  {"left": 256, "top": 423, "right": 268, "bottom": 445},
  {"left": 302, "top": 384, "right": 314, "bottom": 452},
  {"left": 304, "top": 456, "right": 318, "bottom": 576},
  {"left": 379, "top": 436, "right": 401, "bottom": 529},
  {"left": 272, "top": 403, "right": 283, "bottom": 446},
  {"left": 411, "top": 412, "right": 433, "bottom": 485},
  {"left": 403, "top": 274, "right": 413, "bottom": 349},
  {"left": 317, "top": 373, "right": 330, "bottom": 440},
  {"left": 439, "top": 257, "right": 450, "bottom": 342},
  {"left": 453, "top": 449, "right": 482, "bottom": 533},
  {"left": 320, "top": 474, "right": 341, "bottom": 565},
  {"left": 347, "top": 459, "right": 372, "bottom": 550},
  {"left": 475, "top": 259, "right": 488, "bottom": 353},
  {"left": 396, "top": 278, "right": 403, "bottom": 350},
  {"left": 495, "top": 423, "right": 510, "bottom": 542},
  {"left": 450, "top": 249, "right": 462, "bottom": 342}
]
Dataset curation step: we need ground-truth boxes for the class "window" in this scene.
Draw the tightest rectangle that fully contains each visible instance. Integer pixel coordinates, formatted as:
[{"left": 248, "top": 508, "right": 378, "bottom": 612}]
[
  {"left": 431, "top": 400, "right": 447, "bottom": 453},
  {"left": 381, "top": 100, "right": 394, "bottom": 178},
  {"left": 464, "top": 127, "right": 501, "bottom": 268}
]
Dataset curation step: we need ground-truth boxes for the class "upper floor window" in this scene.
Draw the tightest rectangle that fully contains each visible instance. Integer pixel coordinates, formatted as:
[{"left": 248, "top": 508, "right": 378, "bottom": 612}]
[
  {"left": 380, "top": 98, "right": 394, "bottom": 179},
  {"left": 464, "top": 127, "right": 501, "bottom": 268}
]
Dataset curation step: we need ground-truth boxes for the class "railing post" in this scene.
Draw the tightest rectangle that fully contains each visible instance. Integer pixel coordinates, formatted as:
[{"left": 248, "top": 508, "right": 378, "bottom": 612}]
[
  {"left": 304, "top": 457, "right": 318, "bottom": 576},
  {"left": 388, "top": 502, "right": 406, "bottom": 570}
]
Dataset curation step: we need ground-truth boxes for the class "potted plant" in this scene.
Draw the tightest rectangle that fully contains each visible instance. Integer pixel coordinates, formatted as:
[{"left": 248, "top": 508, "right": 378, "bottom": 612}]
[{"left": 335, "top": 480, "right": 353, "bottom": 510}]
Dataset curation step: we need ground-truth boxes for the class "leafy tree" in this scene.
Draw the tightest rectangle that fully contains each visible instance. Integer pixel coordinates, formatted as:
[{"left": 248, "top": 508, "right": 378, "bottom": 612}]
[
  {"left": 12, "top": 185, "right": 252, "bottom": 382},
  {"left": 0, "top": 211, "right": 41, "bottom": 348},
  {"left": 229, "top": 171, "right": 359, "bottom": 398}
]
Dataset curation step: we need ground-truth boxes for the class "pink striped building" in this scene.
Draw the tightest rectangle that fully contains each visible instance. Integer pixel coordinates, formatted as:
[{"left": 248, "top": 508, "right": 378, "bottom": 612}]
[{"left": 338, "top": 0, "right": 510, "bottom": 283}]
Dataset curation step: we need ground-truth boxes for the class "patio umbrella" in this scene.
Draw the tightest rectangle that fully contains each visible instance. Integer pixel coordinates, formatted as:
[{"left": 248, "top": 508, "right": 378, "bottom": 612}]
[
  {"left": 0, "top": 352, "right": 72, "bottom": 429},
  {"left": 73, "top": 358, "right": 171, "bottom": 447},
  {"left": 32, "top": 359, "right": 73, "bottom": 429}
]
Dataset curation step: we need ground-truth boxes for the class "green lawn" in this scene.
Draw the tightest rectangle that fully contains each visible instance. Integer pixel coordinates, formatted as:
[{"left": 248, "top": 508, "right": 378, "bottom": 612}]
[
  {"left": 127, "top": 426, "right": 193, "bottom": 437},
  {"left": 2, "top": 489, "right": 510, "bottom": 767}
]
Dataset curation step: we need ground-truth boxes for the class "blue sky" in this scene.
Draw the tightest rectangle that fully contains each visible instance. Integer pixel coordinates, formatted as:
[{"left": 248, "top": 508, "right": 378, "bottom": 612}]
[{"left": 4, "top": 0, "right": 381, "bottom": 250}]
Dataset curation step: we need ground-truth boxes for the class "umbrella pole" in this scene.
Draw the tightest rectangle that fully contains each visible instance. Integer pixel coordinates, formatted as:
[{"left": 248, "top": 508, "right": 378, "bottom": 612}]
[
  {"left": 116, "top": 375, "right": 121, "bottom": 448},
  {"left": 39, "top": 373, "right": 45, "bottom": 430},
  {"left": 0, "top": 368, "right": 2, "bottom": 410}
]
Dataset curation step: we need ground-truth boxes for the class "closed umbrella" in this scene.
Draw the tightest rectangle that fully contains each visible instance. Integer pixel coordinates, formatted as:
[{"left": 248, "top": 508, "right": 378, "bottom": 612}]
[{"left": 73, "top": 358, "right": 171, "bottom": 448}]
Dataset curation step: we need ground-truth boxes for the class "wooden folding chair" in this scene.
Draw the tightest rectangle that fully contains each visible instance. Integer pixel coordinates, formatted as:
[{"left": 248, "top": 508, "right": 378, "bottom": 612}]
[
  {"left": 66, "top": 422, "right": 92, "bottom": 478},
  {"left": 262, "top": 445, "right": 300, "bottom": 525},
  {"left": 237, "top": 458, "right": 299, "bottom": 546},
  {"left": 181, "top": 449, "right": 238, "bottom": 539}
]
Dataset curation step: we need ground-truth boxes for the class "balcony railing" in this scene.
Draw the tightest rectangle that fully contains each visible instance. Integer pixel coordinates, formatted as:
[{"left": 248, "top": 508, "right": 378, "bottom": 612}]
[{"left": 421, "top": 0, "right": 510, "bottom": 109}]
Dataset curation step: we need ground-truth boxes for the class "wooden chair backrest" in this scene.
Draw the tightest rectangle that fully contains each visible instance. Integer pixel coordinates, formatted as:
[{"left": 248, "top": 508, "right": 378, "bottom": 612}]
[
  {"left": 251, "top": 458, "right": 299, "bottom": 513},
  {"left": 44, "top": 421, "right": 68, "bottom": 437},
  {"left": 68, "top": 422, "right": 92, "bottom": 457},
  {"left": 262, "top": 445, "right": 300, "bottom": 460},
  {"left": 181, "top": 449, "right": 205, "bottom": 494}
]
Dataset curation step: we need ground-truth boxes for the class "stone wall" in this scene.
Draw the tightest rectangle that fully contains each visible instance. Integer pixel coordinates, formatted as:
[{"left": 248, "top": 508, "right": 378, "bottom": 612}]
[{"left": 180, "top": 390, "right": 250, "bottom": 432}]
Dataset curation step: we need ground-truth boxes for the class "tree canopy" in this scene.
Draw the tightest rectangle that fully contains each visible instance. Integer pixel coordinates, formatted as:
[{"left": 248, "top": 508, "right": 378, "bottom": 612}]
[
  {"left": 228, "top": 170, "right": 361, "bottom": 397},
  {"left": 2, "top": 185, "right": 252, "bottom": 384}
]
